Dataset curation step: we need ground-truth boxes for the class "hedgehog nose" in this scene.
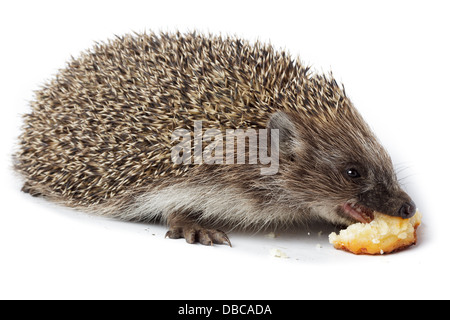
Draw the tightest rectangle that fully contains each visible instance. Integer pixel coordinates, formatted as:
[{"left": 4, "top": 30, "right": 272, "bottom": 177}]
[{"left": 398, "top": 201, "right": 416, "bottom": 219}]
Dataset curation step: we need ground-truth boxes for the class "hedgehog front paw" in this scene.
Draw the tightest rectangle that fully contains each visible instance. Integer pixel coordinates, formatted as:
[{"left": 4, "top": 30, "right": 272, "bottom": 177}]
[{"left": 165, "top": 224, "right": 231, "bottom": 247}]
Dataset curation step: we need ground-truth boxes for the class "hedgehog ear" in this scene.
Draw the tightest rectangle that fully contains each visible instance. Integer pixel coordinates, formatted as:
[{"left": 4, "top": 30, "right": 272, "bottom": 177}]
[
  {"left": 267, "top": 111, "right": 296, "bottom": 144},
  {"left": 267, "top": 111, "right": 298, "bottom": 156}
]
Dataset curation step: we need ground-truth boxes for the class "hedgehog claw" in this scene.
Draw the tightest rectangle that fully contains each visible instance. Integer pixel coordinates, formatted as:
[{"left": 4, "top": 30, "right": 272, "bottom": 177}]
[
  {"left": 165, "top": 228, "right": 183, "bottom": 239},
  {"left": 165, "top": 225, "right": 231, "bottom": 247}
]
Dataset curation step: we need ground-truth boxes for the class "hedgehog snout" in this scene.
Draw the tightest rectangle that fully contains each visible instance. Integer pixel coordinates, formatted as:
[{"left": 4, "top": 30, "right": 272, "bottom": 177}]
[
  {"left": 398, "top": 200, "right": 416, "bottom": 219},
  {"left": 358, "top": 185, "right": 416, "bottom": 220}
]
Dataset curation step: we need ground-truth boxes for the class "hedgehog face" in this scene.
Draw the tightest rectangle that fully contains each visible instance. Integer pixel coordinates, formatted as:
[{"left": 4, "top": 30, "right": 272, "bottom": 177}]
[
  {"left": 334, "top": 159, "right": 416, "bottom": 225},
  {"left": 269, "top": 111, "right": 416, "bottom": 226}
]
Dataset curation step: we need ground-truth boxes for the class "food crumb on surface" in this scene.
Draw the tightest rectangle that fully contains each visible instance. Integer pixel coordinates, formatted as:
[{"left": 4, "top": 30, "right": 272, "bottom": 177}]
[
  {"left": 269, "top": 248, "right": 289, "bottom": 259},
  {"left": 266, "top": 232, "right": 277, "bottom": 238}
]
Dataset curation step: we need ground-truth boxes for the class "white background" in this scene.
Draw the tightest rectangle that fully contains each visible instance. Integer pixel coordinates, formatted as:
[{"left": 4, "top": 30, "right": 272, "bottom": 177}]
[{"left": 1, "top": 0, "right": 449, "bottom": 299}]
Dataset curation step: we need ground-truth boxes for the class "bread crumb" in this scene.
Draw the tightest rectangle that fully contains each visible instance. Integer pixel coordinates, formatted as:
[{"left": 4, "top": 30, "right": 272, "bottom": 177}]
[
  {"left": 266, "top": 232, "right": 277, "bottom": 238},
  {"left": 269, "top": 248, "right": 288, "bottom": 259}
]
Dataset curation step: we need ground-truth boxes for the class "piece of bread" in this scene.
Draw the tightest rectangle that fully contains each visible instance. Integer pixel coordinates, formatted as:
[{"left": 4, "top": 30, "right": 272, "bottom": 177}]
[{"left": 329, "top": 211, "right": 421, "bottom": 255}]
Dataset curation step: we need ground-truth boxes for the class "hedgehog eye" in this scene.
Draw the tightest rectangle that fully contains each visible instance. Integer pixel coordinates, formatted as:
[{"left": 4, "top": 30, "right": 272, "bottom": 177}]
[{"left": 346, "top": 168, "right": 361, "bottom": 179}]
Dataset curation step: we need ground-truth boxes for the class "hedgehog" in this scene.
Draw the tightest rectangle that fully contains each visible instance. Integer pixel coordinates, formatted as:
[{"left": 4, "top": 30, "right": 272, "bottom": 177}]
[{"left": 14, "top": 31, "right": 416, "bottom": 246}]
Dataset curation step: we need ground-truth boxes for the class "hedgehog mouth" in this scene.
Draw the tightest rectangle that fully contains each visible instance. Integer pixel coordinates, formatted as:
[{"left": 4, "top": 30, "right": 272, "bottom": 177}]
[{"left": 342, "top": 202, "right": 374, "bottom": 223}]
